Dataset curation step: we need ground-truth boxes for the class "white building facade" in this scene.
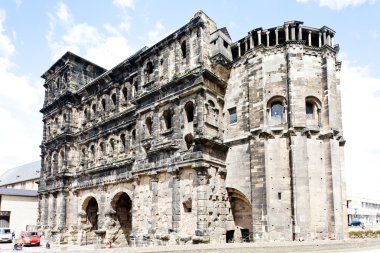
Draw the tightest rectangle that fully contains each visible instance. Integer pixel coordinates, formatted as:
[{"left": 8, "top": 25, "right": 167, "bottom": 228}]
[{"left": 347, "top": 197, "right": 380, "bottom": 225}]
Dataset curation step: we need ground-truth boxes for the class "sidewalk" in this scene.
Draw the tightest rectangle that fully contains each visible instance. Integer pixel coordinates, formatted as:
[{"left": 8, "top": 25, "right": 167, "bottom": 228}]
[{"left": 2, "top": 238, "right": 380, "bottom": 253}]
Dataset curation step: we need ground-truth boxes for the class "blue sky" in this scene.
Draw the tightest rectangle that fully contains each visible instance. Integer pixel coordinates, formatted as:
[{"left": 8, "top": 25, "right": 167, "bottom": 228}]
[{"left": 0, "top": 0, "right": 379, "bottom": 199}]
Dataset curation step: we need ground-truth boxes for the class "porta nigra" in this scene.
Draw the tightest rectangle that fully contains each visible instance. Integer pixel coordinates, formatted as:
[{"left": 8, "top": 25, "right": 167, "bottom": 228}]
[{"left": 38, "top": 11, "right": 346, "bottom": 246}]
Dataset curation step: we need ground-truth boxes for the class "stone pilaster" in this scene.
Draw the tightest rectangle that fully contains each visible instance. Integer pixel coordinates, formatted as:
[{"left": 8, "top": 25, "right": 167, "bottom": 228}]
[
  {"left": 170, "top": 169, "right": 181, "bottom": 232},
  {"left": 149, "top": 172, "right": 159, "bottom": 234}
]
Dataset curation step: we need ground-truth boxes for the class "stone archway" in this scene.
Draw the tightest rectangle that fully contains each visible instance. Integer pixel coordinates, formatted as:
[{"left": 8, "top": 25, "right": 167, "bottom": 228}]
[
  {"left": 227, "top": 188, "right": 252, "bottom": 243},
  {"left": 81, "top": 196, "right": 99, "bottom": 245},
  {"left": 110, "top": 192, "right": 132, "bottom": 246}
]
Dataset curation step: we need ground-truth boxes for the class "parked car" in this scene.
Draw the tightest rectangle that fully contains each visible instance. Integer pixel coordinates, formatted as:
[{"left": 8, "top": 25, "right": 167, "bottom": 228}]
[
  {"left": 20, "top": 231, "right": 40, "bottom": 246},
  {"left": 0, "top": 228, "right": 12, "bottom": 243},
  {"left": 349, "top": 221, "right": 363, "bottom": 226}
]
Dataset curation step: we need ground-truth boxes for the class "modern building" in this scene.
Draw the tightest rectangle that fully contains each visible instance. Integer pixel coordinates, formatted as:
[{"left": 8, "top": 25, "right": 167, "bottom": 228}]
[
  {"left": 38, "top": 11, "right": 346, "bottom": 246},
  {"left": 0, "top": 161, "right": 40, "bottom": 234},
  {"left": 0, "top": 161, "right": 40, "bottom": 190},
  {"left": 0, "top": 188, "right": 38, "bottom": 233},
  {"left": 347, "top": 197, "right": 380, "bottom": 225}
]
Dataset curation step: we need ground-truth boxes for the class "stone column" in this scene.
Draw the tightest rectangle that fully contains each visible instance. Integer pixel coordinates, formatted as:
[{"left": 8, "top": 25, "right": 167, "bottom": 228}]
[
  {"left": 249, "top": 32, "right": 254, "bottom": 49},
  {"left": 266, "top": 31, "right": 270, "bottom": 47},
  {"left": 44, "top": 194, "right": 49, "bottom": 227},
  {"left": 291, "top": 25, "right": 296, "bottom": 40},
  {"left": 308, "top": 31, "right": 312, "bottom": 46},
  {"left": 51, "top": 193, "right": 57, "bottom": 229},
  {"left": 149, "top": 172, "right": 158, "bottom": 234},
  {"left": 275, "top": 29, "right": 279, "bottom": 45},
  {"left": 59, "top": 191, "right": 68, "bottom": 229},
  {"left": 257, "top": 30, "right": 262, "bottom": 45},
  {"left": 319, "top": 32, "right": 322, "bottom": 47},
  {"left": 195, "top": 169, "right": 208, "bottom": 235},
  {"left": 171, "top": 169, "right": 181, "bottom": 232},
  {"left": 37, "top": 195, "right": 42, "bottom": 226},
  {"left": 197, "top": 26, "right": 204, "bottom": 64},
  {"left": 323, "top": 29, "right": 327, "bottom": 45},
  {"left": 237, "top": 43, "right": 241, "bottom": 57},
  {"left": 245, "top": 38, "right": 248, "bottom": 51},
  {"left": 298, "top": 24, "right": 303, "bottom": 40},
  {"left": 327, "top": 34, "right": 331, "bottom": 46},
  {"left": 285, "top": 24, "right": 289, "bottom": 41}
]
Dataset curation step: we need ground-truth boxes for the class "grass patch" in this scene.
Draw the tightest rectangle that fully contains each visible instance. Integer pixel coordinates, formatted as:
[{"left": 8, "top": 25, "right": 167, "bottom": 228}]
[{"left": 349, "top": 230, "right": 380, "bottom": 238}]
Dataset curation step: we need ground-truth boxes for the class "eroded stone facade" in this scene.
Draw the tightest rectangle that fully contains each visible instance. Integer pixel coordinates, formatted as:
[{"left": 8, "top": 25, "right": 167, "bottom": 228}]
[{"left": 38, "top": 12, "right": 346, "bottom": 246}]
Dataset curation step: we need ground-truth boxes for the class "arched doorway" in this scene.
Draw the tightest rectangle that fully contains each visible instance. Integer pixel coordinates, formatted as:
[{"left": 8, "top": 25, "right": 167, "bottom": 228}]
[
  {"left": 227, "top": 188, "right": 252, "bottom": 243},
  {"left": 82, "top": 197, "right": 98, "bottom": 244},
  {"left": 110, "top": 192, "right": 132, "bottom": 245}
]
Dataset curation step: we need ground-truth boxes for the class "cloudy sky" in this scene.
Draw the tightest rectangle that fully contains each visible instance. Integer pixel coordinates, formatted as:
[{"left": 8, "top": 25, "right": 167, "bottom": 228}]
[{"left": 0, "top": 0, "right": 379, "bottom": 199}]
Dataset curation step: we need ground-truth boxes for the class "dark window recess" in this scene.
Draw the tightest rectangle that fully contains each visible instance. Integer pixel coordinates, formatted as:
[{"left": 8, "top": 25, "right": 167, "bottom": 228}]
[
  {"left": 185, "top": 102, "right": 194, "bottom": 123},
  {"left": 271, "top": 103, "right": 283, "bottom": 119},
  {"left": 163, "top": 110, "right": 172, "bottom": 129},
  {"left": 306, "top": 102, "right": 314, "bottom": 119},
  {"left": 146, "top": 61, "right": 153, "bottom": 75},
  {"left": 229, "top": 107, "right": 237, "bottom": 124},
  {"left": 122, "top": 87, "right": 128, "bottom": 102},
  {"left": 146, "top": 117, "right": 153, "bottom": 135},
  {"left": 278, "top": 192, "right": 282, "bottom": 200},
  {"left": 181, "top": 41, "right": 187, "bottom": 58},
  {"left": 101, "top": 99, "right": 106, "bottom": 111}
]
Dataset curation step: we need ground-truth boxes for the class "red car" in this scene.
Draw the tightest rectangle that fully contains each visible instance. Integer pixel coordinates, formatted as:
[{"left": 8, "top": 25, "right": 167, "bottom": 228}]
[{"left": 20, "top": 231, "right": 40, "bottom": 246}]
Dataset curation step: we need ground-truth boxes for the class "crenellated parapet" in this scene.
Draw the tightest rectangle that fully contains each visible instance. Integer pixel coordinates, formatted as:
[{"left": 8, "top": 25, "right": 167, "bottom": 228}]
[{"left": 231, "top": 21, "right": 337, "bottom": 60}]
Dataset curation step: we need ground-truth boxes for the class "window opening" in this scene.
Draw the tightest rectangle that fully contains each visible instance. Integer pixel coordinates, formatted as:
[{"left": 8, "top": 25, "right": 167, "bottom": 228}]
[
  {"left": 306, "top": 102, "right": 314, "bottom": 119},
  {"left": 163, "top": 110, "right": 172, "bottom": 129},
  {"left": 181, "top": 41, "right": 187, "bottom": 58},
  {"left": 111, "top": 94, "right": 117, "bottom": 106},
  {"left": 101, "top": 99, "right": 106, "bottom": 111},
  {"left": 146, "top": 117, "right": 153, "bottom": 135},
  {"left": 146, "top": 61, "right": 153, "bottom": 75},
  {"left": 229, "top": 107, "right": 237, "bottom": 124},
  {"left": 271, "top": 103, "right": 283, "bottom": 119},
  {"left": 184, "top": 102, "right": 194, "bottom": 123}
]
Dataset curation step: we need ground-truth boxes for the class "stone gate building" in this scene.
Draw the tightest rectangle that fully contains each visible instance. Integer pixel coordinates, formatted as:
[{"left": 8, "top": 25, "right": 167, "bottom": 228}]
[{"left": 38, "top": 11, "right": 347, "bottom": 246}]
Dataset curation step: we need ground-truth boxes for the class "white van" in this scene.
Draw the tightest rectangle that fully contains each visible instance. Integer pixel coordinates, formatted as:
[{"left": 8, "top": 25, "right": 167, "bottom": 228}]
[{"left": 0, "top": 228, "right": 12, "bottom": 242}]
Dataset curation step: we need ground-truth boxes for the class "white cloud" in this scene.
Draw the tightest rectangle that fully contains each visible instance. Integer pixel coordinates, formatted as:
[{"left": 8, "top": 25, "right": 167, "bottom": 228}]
[
  {"left": 47, "top": 3, "right": 134, "bottom": 69},
  {"left": 56, "top": 2, "right": 72, "bottom": 24},
  {"left": 113, "top": 0, "right": 134, "bottom": 9},
  {"left": 0, "top": 10, "right": 15, "bottom": 57},
  {"left": 340, "top": 59, "right": 380, "bottom": 199},
  {"left": 146, "top": 21, "right": 167, "bottom": 46},
  {"left": 0, "top": 9, "right": 43, "bottom": 173},
  {"left": 296, "top": 0, "right": 377, "bottom": 10}
]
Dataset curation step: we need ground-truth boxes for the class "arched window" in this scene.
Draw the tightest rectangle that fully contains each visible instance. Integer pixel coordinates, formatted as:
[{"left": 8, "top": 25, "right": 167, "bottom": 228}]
[
  {"left": 90, "top": 145, "right": 95, "bottom": 159},
  {"left": 122, "top": 87, "right": 128, "bottom": 103},
  {"left": 120, "top": 133, "right": 126, "bottom": 152},
  {"left": 131, "top": 129, "right": 136, "bottom": 145},
  {"left": 306, "top": 102, "right": 314, "bottom": 119},
  {"left": 101, "top": 98, "right": 106, "bottom": 111},
  {"left": 271, "top": 103, "right": 284, "bottom": 119},
  {"left": 81, "top": 148, "right": 86, "bottom": 165},
  {"left": 109, "top": 138, "right": 115, "bottom": 153},
  {"left": 267, "top": 96, "right": 287, "bottom": 126},
  {"left": 184, "top": 102, "right": 194, "bottom": 123},
  {"left": 99, "top": 142, "right": 105, "bottom": 157},
  {"left": 111, "top": 94, "right": 117, "bottom": 107},
  {"left": 92, "top": 104, "right": 97, "bottom": 116},
  {"left": 146, "top": 117, "right": 153, "bottom": 135},
  {"left": 146, "top": 61, "right": 153, "bottom": 75},
  {"left": 163, "top": 110, "right": 172, "bottom": 129},
  {"left": 181, "top": 41, "right": 187, "bottom": 58},
  {"left": 305, "top": 97, "right": 321, "bottom": 127}
]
